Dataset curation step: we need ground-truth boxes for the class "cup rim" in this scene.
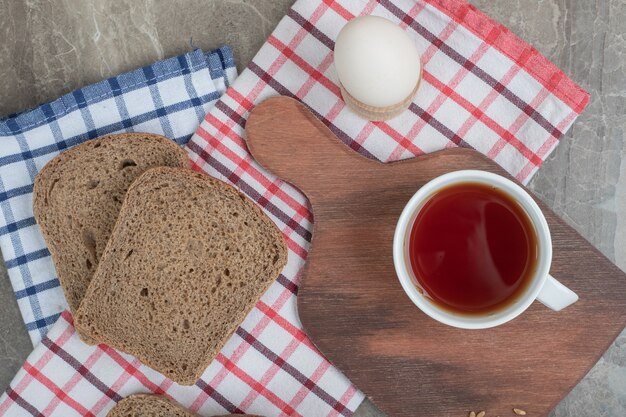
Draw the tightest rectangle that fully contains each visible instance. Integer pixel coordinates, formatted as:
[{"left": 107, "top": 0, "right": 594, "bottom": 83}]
[{"left": 392, "top": 170, "right": 552, "bottom": 329}]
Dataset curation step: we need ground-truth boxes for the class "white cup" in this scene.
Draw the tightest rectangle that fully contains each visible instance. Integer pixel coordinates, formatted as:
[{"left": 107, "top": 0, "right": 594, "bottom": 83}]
[{"left": 393, "top": 170, "right": 578, "bottom": 329}]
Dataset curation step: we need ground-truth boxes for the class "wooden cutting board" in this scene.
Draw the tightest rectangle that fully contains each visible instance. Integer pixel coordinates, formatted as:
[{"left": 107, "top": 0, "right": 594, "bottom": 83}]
[{"left": 245, "top": 96, "right": 626, "bottom": 417}]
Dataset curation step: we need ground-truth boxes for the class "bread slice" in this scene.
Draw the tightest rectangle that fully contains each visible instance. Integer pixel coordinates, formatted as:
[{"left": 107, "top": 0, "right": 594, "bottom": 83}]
[
  {"left": 106, "top": 394, "right": 263, "bottom": 417},
  {"left": 75, "top": 167, "right": 288, "bottom": 385},
  {"left": 33, "top": 133, "right": 189, "bottom": 315},
  {"left": 107, "top": 395, "right": 199, "bottom": 417}
]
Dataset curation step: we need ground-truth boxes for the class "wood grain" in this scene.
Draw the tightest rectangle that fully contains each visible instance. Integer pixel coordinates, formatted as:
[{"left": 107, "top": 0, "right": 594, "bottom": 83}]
[{"left": 245, "top": 96, "right": 626, "bottom": 417}]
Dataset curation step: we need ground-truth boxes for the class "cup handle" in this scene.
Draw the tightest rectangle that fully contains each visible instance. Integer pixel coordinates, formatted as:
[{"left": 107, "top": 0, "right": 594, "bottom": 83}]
[{"left": 536, "top": 274, "right": 579, "bottom": 311}]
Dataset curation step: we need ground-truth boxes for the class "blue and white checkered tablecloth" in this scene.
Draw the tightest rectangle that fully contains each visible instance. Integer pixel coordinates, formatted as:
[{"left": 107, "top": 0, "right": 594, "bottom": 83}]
[{"left": 0, "top": 46, "right": 237, "bottom": 345}]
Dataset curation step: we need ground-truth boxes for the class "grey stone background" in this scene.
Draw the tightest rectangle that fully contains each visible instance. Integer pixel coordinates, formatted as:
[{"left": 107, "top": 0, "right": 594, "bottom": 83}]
[{"left": 0, "top": 0, "right": 624, "bottom": 416}]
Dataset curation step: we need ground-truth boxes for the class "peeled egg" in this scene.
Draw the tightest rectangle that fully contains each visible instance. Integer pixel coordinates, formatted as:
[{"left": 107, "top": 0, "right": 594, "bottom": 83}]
[{"left": 334, "top": 16, "right": 422, "bottom": 120}]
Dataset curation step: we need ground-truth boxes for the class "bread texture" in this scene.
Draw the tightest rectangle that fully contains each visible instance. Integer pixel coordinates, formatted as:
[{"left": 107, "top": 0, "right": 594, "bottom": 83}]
[
  {"left": 75, "top": 167, "right": 288, "bottom": 385},
  {"left": 106, "top": 394, "right": 263, "bottom": 417},
  {"left": 107, "top": 395, "right": 199, "bottom": 417},
  {"left": 33, "top": 133, "right": 189, "bottom": 315}
]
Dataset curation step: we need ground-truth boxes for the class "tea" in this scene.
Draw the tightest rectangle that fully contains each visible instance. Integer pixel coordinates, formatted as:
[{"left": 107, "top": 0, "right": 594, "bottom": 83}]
[{"left": 408, "top": 182, "right": 538, "bottom": 315}]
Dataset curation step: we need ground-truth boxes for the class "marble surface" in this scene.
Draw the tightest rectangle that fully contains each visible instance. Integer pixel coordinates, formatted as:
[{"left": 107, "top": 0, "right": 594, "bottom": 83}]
[{"left": 0, "top": 0, "right": 625, "bottom": 416}]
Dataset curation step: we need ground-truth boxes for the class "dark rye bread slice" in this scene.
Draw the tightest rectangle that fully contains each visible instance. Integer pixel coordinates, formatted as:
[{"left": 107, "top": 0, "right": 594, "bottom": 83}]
[
  {"left": 33, "top": 133, "right": 189, "bottom": 315},
  {"left": 107, "top": 395, "right": 199, "bottom": 417},
  {"left": 75, "top": 167, "right": 288, "bottom": 385},
  {"left": 107, "top": 394, "right": 263, "bottom": 417}
]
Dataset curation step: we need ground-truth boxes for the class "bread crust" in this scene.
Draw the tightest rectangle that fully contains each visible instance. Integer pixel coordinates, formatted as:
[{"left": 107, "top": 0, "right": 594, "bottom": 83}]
[{"left": 107, "top": 394, "right": 264, "bottom": 416}]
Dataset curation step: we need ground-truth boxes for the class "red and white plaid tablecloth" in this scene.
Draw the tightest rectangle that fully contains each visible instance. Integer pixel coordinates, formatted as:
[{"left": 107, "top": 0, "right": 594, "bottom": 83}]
[{"left": 0, "top": 0, "right": 589, "bottom": 416}]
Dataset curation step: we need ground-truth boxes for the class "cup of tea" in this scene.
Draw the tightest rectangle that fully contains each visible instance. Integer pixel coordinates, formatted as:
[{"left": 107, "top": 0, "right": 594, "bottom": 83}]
[{"left": 393, "top": 170, "right": 578, "bottom": 329}]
